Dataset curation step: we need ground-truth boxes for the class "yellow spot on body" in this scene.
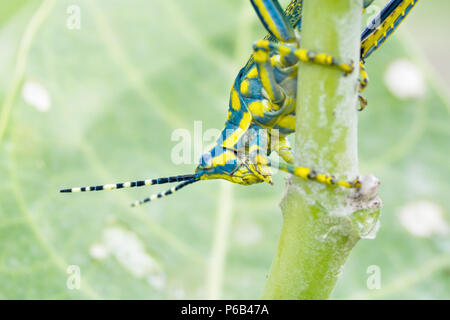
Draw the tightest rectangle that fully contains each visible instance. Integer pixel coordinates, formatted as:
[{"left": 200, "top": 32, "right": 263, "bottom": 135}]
[
  {"left": 276, "top": 115, "right": 296, "bottom": 131},
  {"left": 212, "top": 150, "right": 237, "bottom": 167},
  {"left": 72, "top": 188, "right": 81, "bottom": 193},
  {"left": 247, "top": 67, "right": 258, "bottom": 79},
  {"left": 259, "top": 67, "right": 273, "bottom": 97},
  {"left": 248, "top": 101, "right": 266, "bottom": 118},
  {"left": 270, "top": 56, "right": 278, "bottom": 66},
  {"left": 256, "top": 40, "right": 269, "bottom": 49},
  {"left": 231, "top": 89, "right": 241, "bottom": 110},
  {"left": 240, "top": 80, "right": 249, "bottom": 95},
  {"left": 254, "top": 50, "right": 269, "bottom": 63},
  {"left": 124, "top": 182, "right": 131, "bottom": 188},
  {"left": 279, "top": 45, "right": 291, "bottom": 56},
  {"left": 222, "top": 112, "right": 252, "bottom": 148},
  {"left": 104, "top": 184, "right": 115, "bottom": 190}
]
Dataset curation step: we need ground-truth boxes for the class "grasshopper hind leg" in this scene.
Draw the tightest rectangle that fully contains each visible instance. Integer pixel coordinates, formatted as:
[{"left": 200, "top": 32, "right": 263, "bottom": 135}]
[{"left": 250, "top": 0, "right": 297, "bottom": 43}]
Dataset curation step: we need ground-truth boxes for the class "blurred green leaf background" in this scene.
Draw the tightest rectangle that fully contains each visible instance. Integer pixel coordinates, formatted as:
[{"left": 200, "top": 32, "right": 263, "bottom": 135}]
[{"left": 0, "top": 0, "right": 448, "bottom": 299}]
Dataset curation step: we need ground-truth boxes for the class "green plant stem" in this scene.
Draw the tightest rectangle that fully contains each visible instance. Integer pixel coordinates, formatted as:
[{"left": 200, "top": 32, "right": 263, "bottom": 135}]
[{"left": 263, "top": 0, "right": 381, "bottom": 300}]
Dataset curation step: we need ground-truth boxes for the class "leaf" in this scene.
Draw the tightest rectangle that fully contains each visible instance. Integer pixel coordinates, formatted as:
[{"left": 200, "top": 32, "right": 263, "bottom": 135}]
[{"left": 0, "top": 0, "right": 448, "bottom": 299}]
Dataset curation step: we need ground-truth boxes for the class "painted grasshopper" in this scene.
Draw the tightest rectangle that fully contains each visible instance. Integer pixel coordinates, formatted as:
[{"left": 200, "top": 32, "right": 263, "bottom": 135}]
[{"left": 61, "top": 0, "right": 420, "bottom": 206}]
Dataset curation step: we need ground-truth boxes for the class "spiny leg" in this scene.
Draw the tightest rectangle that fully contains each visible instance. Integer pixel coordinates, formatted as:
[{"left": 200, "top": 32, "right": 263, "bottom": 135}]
[
  {"left": 361, "top": 0, "right": 421, "bottom": 60},
  {"left": 359, "top": 61, "right": 369, "bottom": 91},
  {"left": 358, "top": 95, "right": 368, "bottom": 111},
  {"left": 358, "top": 1, "right": 420, "bottom": 111},
  {"left": 270, "top": 132, "right": 294, "bottom": 164},
  {"left": 246, "top": 126, "right": 273, "bottom": 184},
  {"left": 253, "top": 41, "right": 286, "bottom": 104},
  {"left": 293, "top": 48, "right": 354, "bottom": 75},
  {"left": 358, "top": 60, "right": 369, "bottom": 111},
  {"left": 272, "top": 162, "right": 361, "bottom": 188},
  {"left": 257, "top": 41, "right": 354, "bottom": 75}
]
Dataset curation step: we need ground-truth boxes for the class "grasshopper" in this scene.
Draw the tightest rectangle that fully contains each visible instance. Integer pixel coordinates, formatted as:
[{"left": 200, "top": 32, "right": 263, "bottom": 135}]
[{"left": 61, "top": 0, "right": 420, "bottom": 206}]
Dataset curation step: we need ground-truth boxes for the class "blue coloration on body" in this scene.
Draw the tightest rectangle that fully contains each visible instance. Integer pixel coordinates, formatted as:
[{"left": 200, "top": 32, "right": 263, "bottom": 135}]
[
  {"left": 196, "top": 0, "right": 420, "bottom": 183},
  {"left": 361, "top": 0, "right": 419, "bottom": 59}
]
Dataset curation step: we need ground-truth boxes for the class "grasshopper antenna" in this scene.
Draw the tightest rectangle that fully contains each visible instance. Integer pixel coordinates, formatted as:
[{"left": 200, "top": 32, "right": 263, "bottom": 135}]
[
  {"left": 131, "top": 178, "right": 199, "bottom": 207},
  {"left": 59, "top": 174, "right": 198, "bottom": 193}
]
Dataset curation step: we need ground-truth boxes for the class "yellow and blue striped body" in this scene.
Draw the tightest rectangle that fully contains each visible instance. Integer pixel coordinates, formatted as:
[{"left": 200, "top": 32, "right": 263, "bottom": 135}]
[
  {"left": 195, "top": 0, "right": 421, "bottom": 186},
  {"left": 61, "top": 0, "right": 421, "bottom": 205}
]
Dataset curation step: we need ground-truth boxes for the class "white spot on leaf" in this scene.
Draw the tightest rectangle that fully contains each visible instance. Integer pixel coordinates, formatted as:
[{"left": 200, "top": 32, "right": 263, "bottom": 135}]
[
  {"left": 147, "top": 274, "right": 166, "bottom": 290},
  {"left": 233, "top": 222, "right": 262, "bottom": 246},
  {"left": 89, "top": 243, "right": 109, "bottom": 260},
  {"left": 384, "top": 59, "right": 426, "bottom": 100},
  {"left": 22, "top": 80, "right": 51, "bottom": 112},
  {"left": 397, "top": 200, "right": 448, "bottom": 237},
  {"left": 101, "top": 227, "right": 165, "bottom": 287}
]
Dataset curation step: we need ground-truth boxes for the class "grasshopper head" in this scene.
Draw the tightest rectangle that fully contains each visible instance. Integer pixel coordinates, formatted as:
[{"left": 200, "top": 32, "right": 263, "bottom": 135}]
[{"left": 195, "top": 147, "right": 272, "bottom": 185}]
